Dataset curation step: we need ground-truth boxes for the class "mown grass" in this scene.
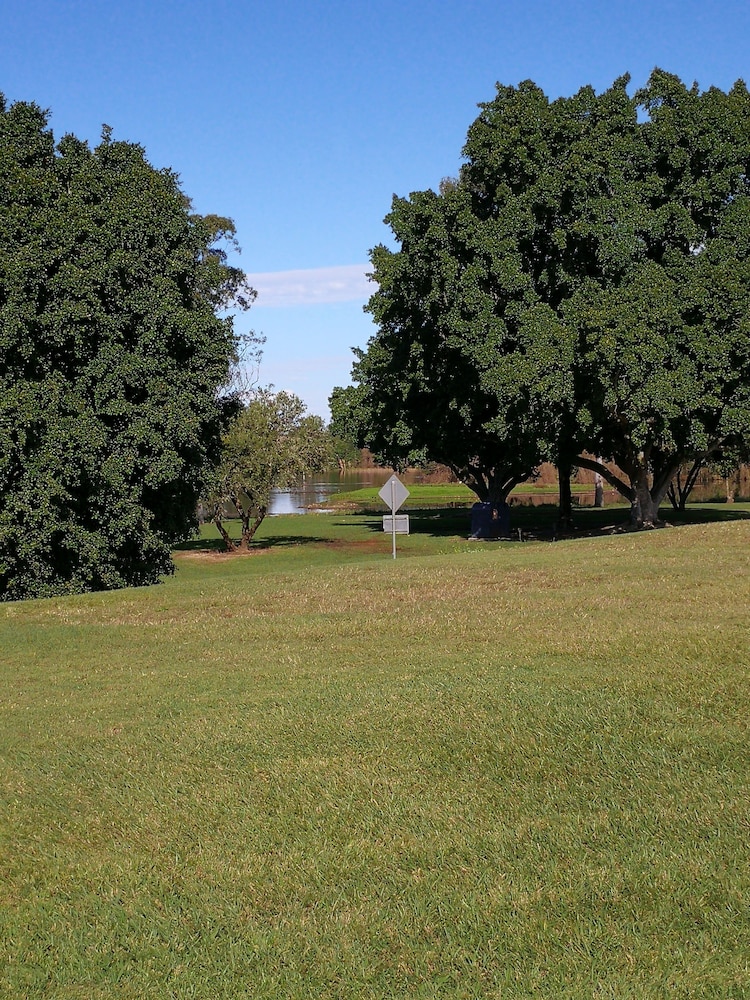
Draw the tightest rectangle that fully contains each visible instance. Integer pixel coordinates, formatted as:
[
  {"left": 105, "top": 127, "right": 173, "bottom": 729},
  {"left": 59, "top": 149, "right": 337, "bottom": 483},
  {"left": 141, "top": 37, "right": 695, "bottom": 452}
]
[
  {"left": 1, "top": 506, "right": 750, "bottom": 998},
  {"left": 330, "top": 481, "right": 592, "bottom": 508}
]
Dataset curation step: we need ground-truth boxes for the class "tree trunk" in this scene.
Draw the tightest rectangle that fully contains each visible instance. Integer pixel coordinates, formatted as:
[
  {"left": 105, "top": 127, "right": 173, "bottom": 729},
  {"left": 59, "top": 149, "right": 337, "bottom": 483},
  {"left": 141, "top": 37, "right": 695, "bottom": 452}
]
[
  {"left": 556, "top": 460, "right": 574, "bottom": 531},
  {"left": 577, "top": 453, "right": 678, "bottom": 529},
  {"left": 667, "top": 460, "right": 704, "bottom": 510},
  {"left": 594, "top": 473, "right": 604, "bottom": 507},
  {"left": 239, "top": 509, "right": 266, "bottom": 548},
  {"left": 467, "top": 468, "right": 519, "bottom": 504},
  {"left": 630, "top": 467, "right": 662, "bottom": 527},
  {"left": 214, "top": 516, "right": 236, "bottom": 552}
]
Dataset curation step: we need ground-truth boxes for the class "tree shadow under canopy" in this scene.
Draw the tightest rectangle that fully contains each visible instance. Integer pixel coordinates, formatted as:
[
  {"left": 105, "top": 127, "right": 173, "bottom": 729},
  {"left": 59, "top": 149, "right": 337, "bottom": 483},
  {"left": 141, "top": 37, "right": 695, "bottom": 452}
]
[
  {"left": 174, "top": 533, "right": 331, "bottom": 553},
  {"left": 177, "top": 503, "right": 750, "bottom": 555},
  {"left": 362, "top": 503, "right": 750, "bottom": 541}
]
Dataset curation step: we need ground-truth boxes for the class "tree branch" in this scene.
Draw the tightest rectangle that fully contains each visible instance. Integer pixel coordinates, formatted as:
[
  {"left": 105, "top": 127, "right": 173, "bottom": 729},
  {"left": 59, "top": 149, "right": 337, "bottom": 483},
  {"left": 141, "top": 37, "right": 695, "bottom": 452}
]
[{"left": 574, "top": 456, "right": 634, "bottom": 500}]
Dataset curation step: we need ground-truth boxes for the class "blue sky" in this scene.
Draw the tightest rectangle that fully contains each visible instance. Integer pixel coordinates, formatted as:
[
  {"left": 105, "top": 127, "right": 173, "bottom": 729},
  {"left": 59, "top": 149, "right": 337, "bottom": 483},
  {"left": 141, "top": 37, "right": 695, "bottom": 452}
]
[{"left": 3, "top": 0, "right": 749, "bottom": 417}]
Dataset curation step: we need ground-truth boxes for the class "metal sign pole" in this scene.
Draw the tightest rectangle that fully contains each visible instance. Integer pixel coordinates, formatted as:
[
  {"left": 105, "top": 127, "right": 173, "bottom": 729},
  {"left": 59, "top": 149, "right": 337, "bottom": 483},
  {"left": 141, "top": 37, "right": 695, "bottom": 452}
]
[
  {"left": 391, "top": 478, "right": 397, "bottom": 559},
  {"left": 379, "top": 474, "right": 409, "bottom": 558}
]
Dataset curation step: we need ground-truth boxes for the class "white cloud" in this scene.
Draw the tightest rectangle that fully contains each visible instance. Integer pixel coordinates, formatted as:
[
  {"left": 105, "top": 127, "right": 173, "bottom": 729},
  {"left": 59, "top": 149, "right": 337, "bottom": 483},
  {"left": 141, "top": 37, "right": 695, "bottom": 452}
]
[
  {"left": 257, "top": 354, "right": 357, "bottom": 418},
  {"left": 246, "top": 263, "right": 373, "bottom": 307}
]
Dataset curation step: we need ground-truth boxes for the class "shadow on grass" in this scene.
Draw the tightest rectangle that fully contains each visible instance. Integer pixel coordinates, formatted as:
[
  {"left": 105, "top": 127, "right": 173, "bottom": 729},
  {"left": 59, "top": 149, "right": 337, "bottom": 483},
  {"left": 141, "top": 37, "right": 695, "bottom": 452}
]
[
  {"left": 176, "top": 503, "right": 750, "bottom": 554},
  {"left": 361, "top": 502, "right": 750, "bottom": 541},
  {"left": 251, "top": 535, "right": 331, "bottom": 550},
  {"left": 662, "top": 504, "right": 750, "bottom": 525},
  {"left": 174, "top": 534, "right": 330, "bottom": 553},
  {"left": 362, "top": 505, "right": 572, "bottom": 538}
]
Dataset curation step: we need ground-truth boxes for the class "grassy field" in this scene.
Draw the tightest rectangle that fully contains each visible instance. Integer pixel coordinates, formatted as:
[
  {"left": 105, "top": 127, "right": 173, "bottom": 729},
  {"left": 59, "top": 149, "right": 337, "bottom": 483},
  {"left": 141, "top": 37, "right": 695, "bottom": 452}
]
[
  {"left": 1, "top": 504, "right": 750, "bottom": 998},
  {"left": 328, "top": 481, "right": 593, "bottom": 509}
]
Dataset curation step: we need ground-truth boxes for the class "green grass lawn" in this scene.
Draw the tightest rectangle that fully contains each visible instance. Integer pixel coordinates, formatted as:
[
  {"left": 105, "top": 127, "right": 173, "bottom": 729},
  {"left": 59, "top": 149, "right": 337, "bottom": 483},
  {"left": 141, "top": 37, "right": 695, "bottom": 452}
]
[
  {"left": 329, "top": 480, "right": 593, "bottom": 509},
  {"left": 2, "top": 505, "right": 750, "bottom": 998}
]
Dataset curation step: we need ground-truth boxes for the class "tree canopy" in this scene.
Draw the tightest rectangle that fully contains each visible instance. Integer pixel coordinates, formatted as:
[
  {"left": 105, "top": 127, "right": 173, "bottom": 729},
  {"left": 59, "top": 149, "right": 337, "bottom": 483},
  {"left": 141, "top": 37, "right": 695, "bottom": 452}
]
[
  {"left": 0, "top": 95, "right": 253, "bottom": 599},
  {"left": 334, "top": 70, "right": 750, "bottom": 526}
]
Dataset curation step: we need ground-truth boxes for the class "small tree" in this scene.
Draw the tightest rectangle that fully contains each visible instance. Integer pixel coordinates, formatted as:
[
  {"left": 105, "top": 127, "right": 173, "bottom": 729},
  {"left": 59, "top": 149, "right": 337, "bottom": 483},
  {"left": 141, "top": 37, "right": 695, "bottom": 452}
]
[
  {"left": 667, "top": 439, "right": 750, "bottom": 509},
  {"left": 205, "top": 391, "right": 330, "bottom": 550},
  {"left": 329, "top": 434, "right": 361, "bottom": 474},
  {"left": 328, "top": 384, "right": 370, "bottom": 472}
]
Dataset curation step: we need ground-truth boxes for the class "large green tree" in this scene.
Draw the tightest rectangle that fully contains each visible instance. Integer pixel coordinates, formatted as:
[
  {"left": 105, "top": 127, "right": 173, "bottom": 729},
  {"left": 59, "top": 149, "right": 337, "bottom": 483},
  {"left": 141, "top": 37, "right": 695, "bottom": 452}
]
[
  {"left": 337, "top": 70, "right": 750, "bottom": 527},
  {"left": 0, "top": 95, "right": 252, "bottom": 599},
  {"left": 554, "top": 72, "right": 750, "bottom": 525},
  {"left": 345, "top": 180, "right": 574, "bottom": 502}
]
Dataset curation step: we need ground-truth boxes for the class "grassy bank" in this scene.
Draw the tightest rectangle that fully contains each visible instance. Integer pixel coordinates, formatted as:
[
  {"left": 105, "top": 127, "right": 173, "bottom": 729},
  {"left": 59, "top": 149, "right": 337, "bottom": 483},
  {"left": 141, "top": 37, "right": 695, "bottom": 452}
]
[{"left": 2, "top": 508, "right": 750, "bottom": 998}]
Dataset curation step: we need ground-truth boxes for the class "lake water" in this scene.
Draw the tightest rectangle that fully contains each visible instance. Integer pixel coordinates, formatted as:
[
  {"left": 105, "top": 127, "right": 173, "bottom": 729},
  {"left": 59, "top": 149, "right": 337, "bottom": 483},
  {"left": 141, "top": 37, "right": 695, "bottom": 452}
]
[{"left": 269, "top": 470, "right": 399, "bottom": 515}]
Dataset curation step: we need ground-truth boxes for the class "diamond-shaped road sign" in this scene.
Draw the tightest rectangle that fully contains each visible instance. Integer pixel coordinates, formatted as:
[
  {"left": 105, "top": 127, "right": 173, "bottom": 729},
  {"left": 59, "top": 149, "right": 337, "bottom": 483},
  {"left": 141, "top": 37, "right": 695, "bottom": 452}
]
[{"left": 378, "top": 474, "right": 410, "bottom": 513}]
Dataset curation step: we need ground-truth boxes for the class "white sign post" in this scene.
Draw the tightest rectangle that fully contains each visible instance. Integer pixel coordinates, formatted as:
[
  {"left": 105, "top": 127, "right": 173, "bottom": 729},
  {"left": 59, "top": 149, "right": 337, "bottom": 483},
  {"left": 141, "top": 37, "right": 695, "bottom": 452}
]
[{"left": 378, "top": 474, "right": 410, "bottom": 559}]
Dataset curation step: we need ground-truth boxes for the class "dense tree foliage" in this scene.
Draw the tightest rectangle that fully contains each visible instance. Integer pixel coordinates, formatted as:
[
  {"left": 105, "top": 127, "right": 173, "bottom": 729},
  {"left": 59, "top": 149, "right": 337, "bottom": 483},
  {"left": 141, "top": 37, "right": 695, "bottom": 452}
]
[
  {"left": 350, "top": 180, "right": 574, "bottom": 501},
  {"left": 204, "top": 391, "right": 330, "bottom": 550},
  {"left": 0, "top": 95, "right": 252, "bottom": 599},
  {"left": 335, "top": 70, "right": 750, "bottom": 526}
]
